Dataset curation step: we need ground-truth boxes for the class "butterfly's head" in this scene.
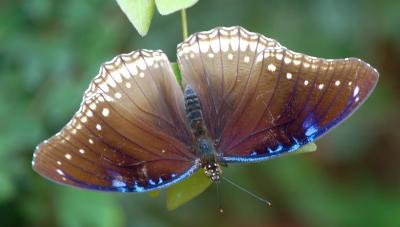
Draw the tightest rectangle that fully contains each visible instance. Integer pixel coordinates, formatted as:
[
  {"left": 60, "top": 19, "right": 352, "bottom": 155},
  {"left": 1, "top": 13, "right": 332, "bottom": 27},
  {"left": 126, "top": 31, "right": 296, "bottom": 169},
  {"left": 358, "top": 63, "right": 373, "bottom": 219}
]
[{"left": 204, "top": 162, "right": 222, "bottom": 182}]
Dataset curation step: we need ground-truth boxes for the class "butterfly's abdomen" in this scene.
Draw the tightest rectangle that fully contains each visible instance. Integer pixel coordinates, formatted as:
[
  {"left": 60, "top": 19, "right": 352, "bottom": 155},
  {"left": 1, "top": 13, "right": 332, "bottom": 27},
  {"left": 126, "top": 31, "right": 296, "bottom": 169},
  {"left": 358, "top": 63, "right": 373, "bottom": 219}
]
[
  {"left": 184, "top": 85, "right": 222, "bottom": 181},
  {"left": 184, "top": 85, "right": 206, "bottom": 138}
]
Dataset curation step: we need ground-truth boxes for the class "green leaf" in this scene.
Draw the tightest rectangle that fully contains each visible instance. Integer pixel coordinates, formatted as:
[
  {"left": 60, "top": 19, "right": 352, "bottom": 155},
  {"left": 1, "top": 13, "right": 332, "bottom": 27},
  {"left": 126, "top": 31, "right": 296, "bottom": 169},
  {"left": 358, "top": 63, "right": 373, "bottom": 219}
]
[
  {"left": 286, "top": 143, "right": 317, "bottom": 157},
  {"left": 166, "top": 169, "right": 211, "bottom": 210},
  {"left": 155, "top": 0, "right": 199, "bottom": 15},
  {"left": 297, "top": 142, "right": 317, "bottom": 153},
  {"left": 116, "top": 0, "right": 155, "bottom": 36},
  {"left": 148, "top": 190, "right": 160, "bottom": 198}
]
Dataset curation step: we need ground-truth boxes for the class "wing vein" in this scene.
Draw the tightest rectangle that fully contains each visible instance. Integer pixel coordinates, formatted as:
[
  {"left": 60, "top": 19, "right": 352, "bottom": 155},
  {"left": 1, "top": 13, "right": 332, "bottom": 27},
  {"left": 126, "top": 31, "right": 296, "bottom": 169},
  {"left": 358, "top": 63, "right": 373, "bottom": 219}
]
[
  {"left": 195, "top": 34, "right": 218, "bottom": 137},
  {"left": 89, "top": 82, "right": 194, "bottom": 160},
  {"left": 252, "top": 49, "right": 287, "bottom": 130},
  {"left": 102, "top": 65, "right": 176, "bottom": 131},
  {"left": 93, "top": 95, "right": 193, "bottom": 160}
]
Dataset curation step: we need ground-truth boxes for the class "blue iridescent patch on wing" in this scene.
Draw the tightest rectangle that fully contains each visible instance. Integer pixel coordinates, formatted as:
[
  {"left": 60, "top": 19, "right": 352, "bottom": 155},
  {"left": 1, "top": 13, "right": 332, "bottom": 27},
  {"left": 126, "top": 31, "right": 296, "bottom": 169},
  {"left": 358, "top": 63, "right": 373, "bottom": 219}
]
[
  {"left": 133, "top": 181, "right": 146, "bottom": 192},
  {"left": 112, "top": 178, "right": 129, "bottom": 192},
  {"left": 63, "top": 161, "right": 201, "bottom": 192},
  {"left": 303, "top": 113, "right": 319, "bottom": 142},
  {"left": 305, "top": 125, "right": 318, "bottom": 137},
  {"left": 221, "top": 115, "right": 323, "bottom": 163},
  {"left": 221, "top": 136, "right": 306, "bottom": 163},
  {"left": 267, "top": 144, "right": 283, "bottom": 153}
]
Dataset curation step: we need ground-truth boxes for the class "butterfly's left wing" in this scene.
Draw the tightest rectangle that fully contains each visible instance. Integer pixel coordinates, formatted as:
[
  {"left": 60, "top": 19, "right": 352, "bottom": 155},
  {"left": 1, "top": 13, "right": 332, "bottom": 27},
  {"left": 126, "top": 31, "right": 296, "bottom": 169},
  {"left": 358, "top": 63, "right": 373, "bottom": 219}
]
[{"left": 177, "top": 26, "right": 378, "bottom": 163}]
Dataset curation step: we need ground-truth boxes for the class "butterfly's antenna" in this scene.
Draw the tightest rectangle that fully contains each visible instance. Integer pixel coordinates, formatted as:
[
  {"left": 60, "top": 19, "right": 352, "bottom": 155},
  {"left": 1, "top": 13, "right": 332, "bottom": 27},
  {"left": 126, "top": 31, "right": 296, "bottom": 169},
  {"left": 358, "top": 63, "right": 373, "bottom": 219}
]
[
  {"left": 221, "top": 176, "right": 271, "bottom": 206},
  {"left": 216, "top": 182, "right": 224, "bottom": 213}
]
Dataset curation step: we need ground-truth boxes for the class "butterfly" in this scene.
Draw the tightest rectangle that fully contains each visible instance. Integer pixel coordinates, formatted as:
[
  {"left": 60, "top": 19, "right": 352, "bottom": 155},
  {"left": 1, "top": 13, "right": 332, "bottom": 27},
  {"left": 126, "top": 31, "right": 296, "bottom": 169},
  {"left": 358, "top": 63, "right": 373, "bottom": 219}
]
[{"left": 32, "top": 26, "right": 379, "bottom": 192}]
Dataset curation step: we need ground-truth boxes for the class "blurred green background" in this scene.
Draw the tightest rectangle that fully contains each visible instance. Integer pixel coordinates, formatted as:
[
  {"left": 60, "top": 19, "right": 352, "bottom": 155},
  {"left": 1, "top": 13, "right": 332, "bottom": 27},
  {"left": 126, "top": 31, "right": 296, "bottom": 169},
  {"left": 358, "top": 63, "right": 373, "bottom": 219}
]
[{"left": 1, "top": 0, "right": 400, "bottom": 226}]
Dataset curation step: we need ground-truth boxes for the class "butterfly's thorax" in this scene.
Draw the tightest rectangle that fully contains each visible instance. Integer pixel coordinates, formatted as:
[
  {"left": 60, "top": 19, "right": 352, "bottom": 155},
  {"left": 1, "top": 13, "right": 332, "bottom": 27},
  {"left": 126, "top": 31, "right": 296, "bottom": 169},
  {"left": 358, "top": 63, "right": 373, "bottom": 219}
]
[{"left": 184, "top": 85, "right": 222, "bottom": 182}]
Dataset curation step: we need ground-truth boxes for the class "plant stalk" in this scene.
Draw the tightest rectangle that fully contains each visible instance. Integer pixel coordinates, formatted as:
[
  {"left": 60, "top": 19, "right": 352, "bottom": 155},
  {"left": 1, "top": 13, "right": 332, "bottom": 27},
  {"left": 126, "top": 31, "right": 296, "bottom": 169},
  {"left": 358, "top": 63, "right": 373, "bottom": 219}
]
[{"left": 181, "top": 9, "right": 188, "bottom": 40}]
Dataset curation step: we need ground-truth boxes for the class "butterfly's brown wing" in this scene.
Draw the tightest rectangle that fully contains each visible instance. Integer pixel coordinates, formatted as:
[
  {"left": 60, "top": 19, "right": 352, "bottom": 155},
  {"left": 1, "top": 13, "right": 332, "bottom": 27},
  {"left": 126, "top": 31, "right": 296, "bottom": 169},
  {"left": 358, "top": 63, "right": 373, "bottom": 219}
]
[
  {"left": 177, "top": 26, "right": 281, "bottom": 140},
  {"left": 33, "top": 50, "right": 199, "bottom": 192},
  {"left": 177, "top": 26, "right": 378, "bottom": 162},
  {"left": 219, "top": 48, "right": 378, "bottom": 162}
]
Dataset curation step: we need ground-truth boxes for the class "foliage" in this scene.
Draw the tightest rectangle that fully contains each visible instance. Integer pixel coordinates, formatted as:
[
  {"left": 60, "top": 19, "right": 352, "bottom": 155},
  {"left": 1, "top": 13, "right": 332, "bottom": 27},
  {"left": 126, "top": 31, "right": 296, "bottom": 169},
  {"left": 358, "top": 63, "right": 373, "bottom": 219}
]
[
  {"left": 116, "top": 0, "right": 199, "bottom": 36},
  {"left": 166, "top": 169, "right": 211, "bottom": 210},
  {"left": 155, "top": 0, "right": 199, "bottom": 15},
  {"left": 116, "top": 0, "right": 155, "bottom": 36}
]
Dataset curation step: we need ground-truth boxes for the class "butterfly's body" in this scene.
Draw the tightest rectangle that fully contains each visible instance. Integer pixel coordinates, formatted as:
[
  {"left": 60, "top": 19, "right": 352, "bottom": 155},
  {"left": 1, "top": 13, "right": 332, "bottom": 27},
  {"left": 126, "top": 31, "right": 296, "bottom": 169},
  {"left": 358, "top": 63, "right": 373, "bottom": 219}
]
[{"left": 184, "top": 85, "right": 222, "bottom": 182}]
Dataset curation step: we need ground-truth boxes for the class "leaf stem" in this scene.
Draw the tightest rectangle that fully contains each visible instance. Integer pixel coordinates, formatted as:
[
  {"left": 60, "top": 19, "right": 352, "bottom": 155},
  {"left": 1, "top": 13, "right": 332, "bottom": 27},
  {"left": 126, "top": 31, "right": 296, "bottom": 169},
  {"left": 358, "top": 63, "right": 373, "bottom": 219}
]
[{"left": 181, "top": 9, "right": 188, "bottom": 40}]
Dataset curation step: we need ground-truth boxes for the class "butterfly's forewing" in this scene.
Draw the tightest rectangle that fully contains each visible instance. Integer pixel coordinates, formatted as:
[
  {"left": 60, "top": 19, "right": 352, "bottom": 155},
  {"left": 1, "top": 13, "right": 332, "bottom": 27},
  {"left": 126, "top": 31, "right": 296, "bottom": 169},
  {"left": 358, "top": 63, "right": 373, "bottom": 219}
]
[
  {"left": 177, "top": 26, "right": 281, "bottom": 139},
  {"left": 33, "top": 50, "right": 199, "bottom": 192},
  {"left": 222, "top": 49, "right": 378, "bottom": 162}
]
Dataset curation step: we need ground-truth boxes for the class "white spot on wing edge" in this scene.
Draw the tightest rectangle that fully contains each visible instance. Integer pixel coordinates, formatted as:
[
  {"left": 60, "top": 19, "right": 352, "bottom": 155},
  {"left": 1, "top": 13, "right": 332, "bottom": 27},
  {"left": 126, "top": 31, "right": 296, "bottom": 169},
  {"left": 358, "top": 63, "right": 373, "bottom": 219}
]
[
  {"left": 136, "top": 57, "right": 147, "bottom": 70},
  {"left": 198, "top": 39, "right": 210, "bottom": 53},
  {"left": 102, "top": 108, "right": 110, "bottom": 117},
  {"left": 56, "top": 169, "right": 65, "bottom": 176},
  {"left": 353, "top": 86, "right": 360, "bottom": 97},
  {"left": 89, "top": 103, "right": 96, "bottom": 110},
  {"left": 96, "top": 124, "right": 102, "bottom": 131},
  {"left": 115, "top": 92, "right": 122, "bottom": 99},
  {"left": 267, "top": 63, "right": 276, "bottom": 72},
  {"left": 65, "top": 154, "right": 72, "bottom": 160}
]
